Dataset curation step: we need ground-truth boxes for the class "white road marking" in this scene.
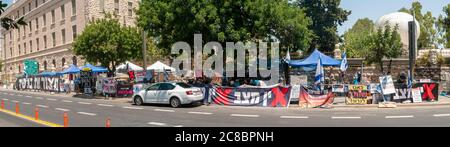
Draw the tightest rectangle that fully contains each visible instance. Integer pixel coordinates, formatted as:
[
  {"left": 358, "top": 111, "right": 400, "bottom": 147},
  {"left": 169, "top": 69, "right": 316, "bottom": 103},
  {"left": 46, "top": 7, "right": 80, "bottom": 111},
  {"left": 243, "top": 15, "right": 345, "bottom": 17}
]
[
  {"left": 123, "top": 106, "right": 144, "bottom": 110},
  {"left": 280, "top": 116, "right": 309, "bottom": 119},
  {"left": 331, "top": 116, "right": 362, "bottom": 119},
  {"left": 173, "top": 125, "right": 184, "bottom": 127},
  {"left": 35, "top": 97, "right": 43, "bottom": 100},
  {"left": 230, "top": 114, "right": 260, "bottom": 118},
  {"left": 433, "top": 114, "right": 450, "bottom": 117},
  {"left": 17, "top": 95, "right": 23, "bottom": 96},
  {"left": 147, "top": 122, "right": 167, "bottom": 126},
  {"left": 154, "top": 109, "right": 175, "bottom": 112},
  {"left": 11, "top": 100, "right": 19, "bottom": 103},
  {"left": 62, "top": 100, "right": 73, "bottom": 103},
  {"left": 188, "top": 111, "right": 212, "bottom": 115},
  {"left": 385, "top": 115, "right": 414, "bottom": 119},
  {"left": 55, "top": 108, "right": 70, "bottom": 112},
  {"left": 97, "top": 104, "right": 114, "bottom": 107},
  {"left": 47, "top": 98, "right": 57, "bottom": 101},
  {"left": 77, "top": 112, "right": 97, "bottom": 116},
  {"left": 9, "top": 94, "right": 14, "bottom": 96},
  {"left": 25, "top": 96, "right": 32, "bottom": 98},
  {"left": 2, "top": 99, "right": 8, "bottom": 101},
  {"left": 77, "top": 102, "right": 92, "bottom": 105},
  {"left": 22, "top": 102, "right": 31, "bottom": 105},
  {"left": 36, "top": 105, "right": 49, "bottom": 108}
]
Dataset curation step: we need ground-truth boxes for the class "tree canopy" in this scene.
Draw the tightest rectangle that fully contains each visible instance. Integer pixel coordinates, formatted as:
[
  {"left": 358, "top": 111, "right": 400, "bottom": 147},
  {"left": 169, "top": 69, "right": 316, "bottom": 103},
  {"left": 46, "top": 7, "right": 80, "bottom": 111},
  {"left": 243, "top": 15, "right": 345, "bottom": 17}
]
[
  {"left": 343, "top": 18, "right": 375, "bottom": 58},
  {"left": 0, "top": 1, "right": 26, "bottom": 30},
  {"left": 366, "top": 24, "right": 403, "bottom": 74},
  {"left": 72, "top": 17, "right": 142, "bottom": 73},
  {"left": 137, "top": 0, "right": 313, "bottom": 54},
  {"left": 295, "top": 0, "right": 351, "bottom": 53}
]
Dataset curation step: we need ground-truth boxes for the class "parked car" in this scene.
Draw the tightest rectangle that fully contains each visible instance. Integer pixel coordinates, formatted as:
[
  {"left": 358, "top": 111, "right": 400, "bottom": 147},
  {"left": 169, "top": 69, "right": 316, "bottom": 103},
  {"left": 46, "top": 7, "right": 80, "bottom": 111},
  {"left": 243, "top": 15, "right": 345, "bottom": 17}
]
[{"left": 132, "top": 82, "right": 204, "bottom": 108}]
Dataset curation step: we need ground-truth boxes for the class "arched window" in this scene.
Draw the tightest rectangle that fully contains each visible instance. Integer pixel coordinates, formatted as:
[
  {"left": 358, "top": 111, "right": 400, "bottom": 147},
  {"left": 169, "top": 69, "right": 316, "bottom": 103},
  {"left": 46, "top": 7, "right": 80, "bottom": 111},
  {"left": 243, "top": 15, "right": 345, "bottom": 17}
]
[
  {"left": 43, "top": 61, "right": 47, "bottom": 71},
  {"left": 52, "top": 59, "right": 56, "bottom": 69},
  {"left": 72, "top": 56, "right": 77, "bottom": 66},
  {"left": 18, "top": 65, "right": 21, "bottom": 73},
  {"left": 62, "top": 58, "right": 66, "bottom": 67}
]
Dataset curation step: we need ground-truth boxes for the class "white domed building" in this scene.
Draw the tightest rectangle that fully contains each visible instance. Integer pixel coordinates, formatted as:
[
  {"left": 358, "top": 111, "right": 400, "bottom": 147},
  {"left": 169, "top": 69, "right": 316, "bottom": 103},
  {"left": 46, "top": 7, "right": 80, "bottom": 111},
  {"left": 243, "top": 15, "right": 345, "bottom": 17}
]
[{"left": 376, "top": 12, "right": 420, "bottom": 58}]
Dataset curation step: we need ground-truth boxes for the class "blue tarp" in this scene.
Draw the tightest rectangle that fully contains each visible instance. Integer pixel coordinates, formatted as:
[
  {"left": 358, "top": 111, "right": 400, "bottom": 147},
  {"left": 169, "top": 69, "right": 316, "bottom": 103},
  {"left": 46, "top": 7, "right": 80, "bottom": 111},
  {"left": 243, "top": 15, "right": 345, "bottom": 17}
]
[
  {"left": 79, "top": 63, "right": 108, "bottom": 73},
  {"left": 61, "top": 64, "right": 80, "bottom": 74},
  {"left": 38, "top": 71, "right": 62, "bottom": 77},
  {"left": 289, "top": 49, "right": 341, "bottom": 67}
]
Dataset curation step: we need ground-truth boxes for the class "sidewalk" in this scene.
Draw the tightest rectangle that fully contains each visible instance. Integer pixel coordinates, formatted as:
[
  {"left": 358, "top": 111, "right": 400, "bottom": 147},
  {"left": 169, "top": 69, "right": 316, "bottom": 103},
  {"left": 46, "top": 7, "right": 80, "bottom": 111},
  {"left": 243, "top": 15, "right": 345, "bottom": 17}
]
[{"left": 329, "top": 96, "right": 450, "bottom": 108}]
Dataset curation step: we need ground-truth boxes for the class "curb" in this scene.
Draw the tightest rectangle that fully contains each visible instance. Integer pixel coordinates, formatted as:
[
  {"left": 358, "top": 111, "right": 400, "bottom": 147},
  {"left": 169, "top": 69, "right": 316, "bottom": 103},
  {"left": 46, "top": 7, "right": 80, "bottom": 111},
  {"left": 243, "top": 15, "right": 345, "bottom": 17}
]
[{"left": 332, "top": 102, "right": 450, "bottom": 108}]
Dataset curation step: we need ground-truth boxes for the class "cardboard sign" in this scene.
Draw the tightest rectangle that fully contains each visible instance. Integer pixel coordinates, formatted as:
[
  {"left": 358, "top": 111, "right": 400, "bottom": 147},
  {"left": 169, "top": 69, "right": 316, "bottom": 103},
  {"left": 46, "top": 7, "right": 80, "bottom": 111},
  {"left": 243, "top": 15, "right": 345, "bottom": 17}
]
[
  {"left": 346, "top": 85, "right": 371, "bottom": 105},
  {"left": 332, "top": 85, "right": 345, "bottom": 93},
  {"left": 411, "top": 88, "right": 422, "bottom": 103},
  {"left": 290, "top": 85, "right": 301, "bottom": 100},
  {"left": 379, "top": 76, "right": 395, "bottom": 95}
]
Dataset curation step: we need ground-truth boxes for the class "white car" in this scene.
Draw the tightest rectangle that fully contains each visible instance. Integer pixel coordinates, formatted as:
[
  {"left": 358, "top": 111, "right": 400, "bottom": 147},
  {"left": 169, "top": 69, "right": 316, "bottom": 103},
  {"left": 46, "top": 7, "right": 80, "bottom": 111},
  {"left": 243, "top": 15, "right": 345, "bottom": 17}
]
[{"left": 132, "top": 82, "right": 204, "bottom": 108}]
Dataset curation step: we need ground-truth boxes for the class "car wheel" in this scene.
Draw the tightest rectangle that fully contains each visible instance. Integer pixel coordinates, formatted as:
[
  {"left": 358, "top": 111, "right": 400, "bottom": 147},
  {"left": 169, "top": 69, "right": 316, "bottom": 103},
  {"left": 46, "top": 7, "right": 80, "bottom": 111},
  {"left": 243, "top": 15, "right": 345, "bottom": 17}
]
[
  {"left": 170, "top": 97, "right": 181, "bottom": 108},
  {"left": 134, "top": 96, "right": 144, "bottom": 106}
]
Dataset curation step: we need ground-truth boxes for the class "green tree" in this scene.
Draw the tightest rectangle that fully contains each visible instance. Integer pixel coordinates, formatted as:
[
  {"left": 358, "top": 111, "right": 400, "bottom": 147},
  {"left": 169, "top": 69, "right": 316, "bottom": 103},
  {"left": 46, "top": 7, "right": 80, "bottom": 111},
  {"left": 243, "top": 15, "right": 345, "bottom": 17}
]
[
  {"left": 399, "top": 1, "right": 437, "bottom": 49},
  {"left": 438, "top": 4, "right": 450, "bottom": 48},
  {"left": 295, "top": 0, "right": 351, "bottom": 53},
  {"left": 0, "top": 1, "right": 26, "bottom": 30},
  {"left": 137, "top": 0, "right": 312, "bottom": 54},
  {"left": 72, "top": 17, "right": 142, "bottom": 73},
  {"left": 366, "top": 24, "right": 403, "bottom": 74},
  {"left": 343, "top": 18, "right": 375, "bottom": 58}
]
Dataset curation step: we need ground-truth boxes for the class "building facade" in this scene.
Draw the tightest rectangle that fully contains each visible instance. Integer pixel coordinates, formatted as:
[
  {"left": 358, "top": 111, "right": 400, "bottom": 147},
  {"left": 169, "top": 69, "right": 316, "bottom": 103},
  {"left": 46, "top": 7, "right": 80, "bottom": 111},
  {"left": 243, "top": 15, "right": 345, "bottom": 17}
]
[{"left": 0, "top": 0, "right": 139, "bottom": 85}]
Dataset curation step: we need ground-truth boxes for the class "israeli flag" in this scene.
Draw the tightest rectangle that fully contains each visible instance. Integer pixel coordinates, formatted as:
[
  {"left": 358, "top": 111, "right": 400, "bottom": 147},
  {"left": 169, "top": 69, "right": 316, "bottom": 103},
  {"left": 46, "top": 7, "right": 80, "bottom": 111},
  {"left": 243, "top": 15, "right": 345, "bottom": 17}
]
[
  {"left": 340, "top": 51, "right": 348, "bottom": 72},
  {"left": 315, "top": 58, "right": 324, "bottom": 85},
  {"left": 286, "top": 48, "right": 291, "bottom": 61},
  {"left": 407, "top": 70, "right": 412, "bottom": 89}
]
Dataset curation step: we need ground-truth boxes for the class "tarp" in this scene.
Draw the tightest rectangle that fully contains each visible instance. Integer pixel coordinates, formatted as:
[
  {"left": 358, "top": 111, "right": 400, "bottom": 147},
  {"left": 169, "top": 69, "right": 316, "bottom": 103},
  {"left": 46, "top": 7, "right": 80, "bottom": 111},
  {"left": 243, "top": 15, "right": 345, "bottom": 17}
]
[
  {"left": 289, "top": 49, "right": 341, "bottom": 67},
  {"left": 79, "top": 63, "right": 108, "bottom": 73},
  {"left": 61, "top": 64, "right": 80, "bottom": 74},
  {"left": 38, "top": 71, "right": 62, "bottom": 77},
  {"left": 116, "top": 61, "right": 144, "bottom": 72},
  {"left": 146, "top": 61, "right": 175, "bottom": 72}
]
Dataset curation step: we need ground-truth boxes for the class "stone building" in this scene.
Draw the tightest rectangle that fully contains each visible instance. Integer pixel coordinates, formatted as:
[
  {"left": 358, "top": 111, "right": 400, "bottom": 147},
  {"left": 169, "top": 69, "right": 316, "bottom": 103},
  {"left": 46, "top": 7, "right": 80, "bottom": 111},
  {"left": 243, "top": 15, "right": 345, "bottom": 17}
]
[{"left": 0, "top": 0, "right": 139, "bottom": 85}]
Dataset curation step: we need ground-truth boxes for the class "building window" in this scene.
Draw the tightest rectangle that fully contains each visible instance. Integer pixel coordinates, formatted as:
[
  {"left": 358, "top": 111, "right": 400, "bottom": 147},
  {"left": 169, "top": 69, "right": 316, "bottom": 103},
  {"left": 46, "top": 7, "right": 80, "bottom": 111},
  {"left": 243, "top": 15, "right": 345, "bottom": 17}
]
[
  {"left": 35, "top": 0, "right": 38, "bottom": 8},
  {"left": 51, "top": 10, "right": 55, "bottom": 24},
  {"left": 100, "top": 0, "right": 105, "bottom": 12},
  {"left": 9, "top": 48, "right": 12, "bottom": 57},
  {"left": 35, "top": 18, "right": 39, "bottom": 30},
  {"left": 114, "top": 0, "right": 119, "bottom": 15},
  {"left": 36, "top": 38, "right": 40, "bottom": 51},
  {"left": 43, "top": 35, "right": 47, "bottom": 49},
  {"left": 62, "top": 58, "right": 66, "bottom": 68},
  {"left": 52, "top": 59, "right": 56, "bottom": 69},
  {"left": 30, "top": 41, "right": 33, "bottom": 53},
  {"left": 18, "top": 44, "right": 21, "bottom": 55},
  {"left": 52, "top": 32, "right": 56, "bottom": 47},
  {"left": 29, "top": 3, "right": 31, "bottom": 12},
  {"left": 29, "top": 21, "right": 32, "bottom": 32},
  {"left": 43, "top": 61, "right": 47, "bottom": 71},
  {"left": 24, "top": 43, "right": 27, "bottom": 54},
  {"left": 61, "top": 5, "right": 65, "bottom": 20},
  {"left": 72, "top": 25, "right": 77, "bottom": 40},
  {"left": 43, "top": 14, "right": 46, "bottom": 26},
  {"left": 128, "top": 2, "right": 133, "bottom": 17},
  {"left": 71, "top": 0, "right": 76, "bottom": 16},
  {"left": 61, "top": 29, "right": 66, "bottom": 44},
  {"left": 72, "top": 56, "right": 77, "bottom": 66},
  {"left": 22, "top": 7, "right": 25, "bottom": 15}
]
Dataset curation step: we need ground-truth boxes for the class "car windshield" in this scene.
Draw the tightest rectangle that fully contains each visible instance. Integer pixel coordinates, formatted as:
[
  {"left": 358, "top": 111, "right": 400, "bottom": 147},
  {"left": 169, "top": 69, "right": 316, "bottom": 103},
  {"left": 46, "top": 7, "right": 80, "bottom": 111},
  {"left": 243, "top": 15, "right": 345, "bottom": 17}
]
[{"left": 176, "top": 83, "right": 192, "bottom": 88}]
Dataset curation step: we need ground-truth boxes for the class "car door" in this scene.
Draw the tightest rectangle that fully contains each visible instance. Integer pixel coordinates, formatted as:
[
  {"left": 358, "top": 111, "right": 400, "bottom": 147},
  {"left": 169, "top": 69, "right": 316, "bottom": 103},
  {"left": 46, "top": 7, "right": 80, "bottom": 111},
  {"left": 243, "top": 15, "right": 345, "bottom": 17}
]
[
  {"left": 157, "top": 83, "right": 176, "bottom": 103},
  {"left": 144, "top": 83, "right": 160, "bottom": 103}
]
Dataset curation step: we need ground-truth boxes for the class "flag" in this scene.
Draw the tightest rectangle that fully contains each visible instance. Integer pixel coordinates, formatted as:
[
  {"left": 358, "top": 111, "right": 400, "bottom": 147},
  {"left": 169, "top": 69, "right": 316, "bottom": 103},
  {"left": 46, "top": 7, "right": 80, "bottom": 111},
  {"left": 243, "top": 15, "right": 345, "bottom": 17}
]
[
  {"left": 340, "top": 51, "right": 348, "bottom": 72},
  {"left": 407, "top": 71, "right": 412, "bottom": 88},
  {"left": 285, "top": 48, "right": 291, "bottom": 61},
  {"left": 315, "top": 58, "right": 324, "bottom": 85}
]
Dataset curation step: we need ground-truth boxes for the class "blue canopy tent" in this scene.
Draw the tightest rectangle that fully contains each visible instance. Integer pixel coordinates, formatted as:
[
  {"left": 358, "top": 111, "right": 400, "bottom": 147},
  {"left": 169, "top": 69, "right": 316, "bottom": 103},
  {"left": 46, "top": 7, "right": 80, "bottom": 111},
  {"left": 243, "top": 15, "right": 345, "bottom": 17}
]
[
  {"left": 61, "top": 64, "right": 80, "bottom": 74},
  {"left": 79, "top": 63, "right": 108, "bottom": 73},
  {"left": 289, "top": 49, "right": 341, "bottom": 67}
]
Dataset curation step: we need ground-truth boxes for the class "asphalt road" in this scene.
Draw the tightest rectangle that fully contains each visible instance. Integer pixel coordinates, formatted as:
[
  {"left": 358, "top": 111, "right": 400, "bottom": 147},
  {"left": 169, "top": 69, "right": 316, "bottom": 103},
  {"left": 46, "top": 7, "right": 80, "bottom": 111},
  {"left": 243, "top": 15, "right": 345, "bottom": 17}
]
[
  {"left": 0, "top": 110, "right": 45, "bottom": 127},
  {"left": 1, "top": 89, "right": 450, "bottom": 127}
]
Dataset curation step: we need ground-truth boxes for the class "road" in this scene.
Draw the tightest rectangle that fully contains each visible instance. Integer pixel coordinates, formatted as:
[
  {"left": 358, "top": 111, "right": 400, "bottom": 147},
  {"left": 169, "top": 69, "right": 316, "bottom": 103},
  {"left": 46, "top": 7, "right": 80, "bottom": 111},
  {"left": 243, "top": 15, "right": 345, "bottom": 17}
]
[
  {"left": 1, "top": 89, "right": 450, "bottom": 127},
  {"left": 0, "top": 110, "right": 45, "bottom": 127}
]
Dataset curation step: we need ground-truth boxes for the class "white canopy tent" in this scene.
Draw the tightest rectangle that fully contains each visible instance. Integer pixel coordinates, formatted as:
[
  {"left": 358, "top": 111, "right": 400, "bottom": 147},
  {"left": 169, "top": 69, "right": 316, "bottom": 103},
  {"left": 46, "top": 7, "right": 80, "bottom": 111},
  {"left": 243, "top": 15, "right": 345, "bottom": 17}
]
[
  {"left": 147, "top": 61, "right": 176, "bottom": 72},
  {"left": 116, "top": 61, "right": 144, "bottom": 72}
]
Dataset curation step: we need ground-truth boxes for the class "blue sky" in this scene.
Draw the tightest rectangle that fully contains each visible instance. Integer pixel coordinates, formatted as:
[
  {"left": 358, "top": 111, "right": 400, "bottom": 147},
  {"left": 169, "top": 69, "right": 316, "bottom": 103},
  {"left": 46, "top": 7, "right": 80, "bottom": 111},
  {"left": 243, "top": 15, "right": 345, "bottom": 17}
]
[
  {"left": 339, "top": 0, "right": 450, "bottom": 35},
  {"left": 3, "top": 0, "right": 449, "bottom": 35}
]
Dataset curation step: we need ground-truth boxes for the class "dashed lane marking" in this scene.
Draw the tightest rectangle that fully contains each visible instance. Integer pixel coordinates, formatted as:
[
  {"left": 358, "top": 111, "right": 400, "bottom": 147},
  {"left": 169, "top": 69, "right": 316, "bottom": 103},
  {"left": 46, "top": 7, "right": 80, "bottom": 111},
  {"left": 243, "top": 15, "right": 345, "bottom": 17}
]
[
  {"left": 123, "top": 106, "right": 144, "bottom": 110},
  {"left": 97, "top": 104, "right": 114, "bottom": 107},
  {"left": 385, "top": 115, "right": 414, "bottom": 119},
  {"left": 154, "top": 109, "right": 175, "bottom": 112},
  {"left": 46, "top": 98, "right": 57, "bottom": 101},
  {"left": 77, "top": 112, "right": 97, "bottom": 116},
  {"left": 147, "top": 122, "right": 167, "bottom": 126},
  {"left": 62, "top": 100, "right": 73, "bottom": 103},
  {"left": 331, "top": 116, "right": 362, "bottom": 119},
  {"left": 77, "top": 102, "right": 92, "bottom": 105},
  {"left": 55, "top": 108, "right": 70, "bottom": 112},
  {"left": 280, "top": 116, "right": 309, "bottom": 119},
  {"left": 36, "top": 105, "right": 49, "bottom": 108},
  {"left": 230, "top": 114, "right": 260, "bottom": 118},
  {"left": 22, "top": 102, "right": 31, "bottom": 105},
  {"left": 188, "top": 112, "right": 213, "bottom": 115},
  {"left": 433, "top": 114, "right": 450, "bottom": 117}
]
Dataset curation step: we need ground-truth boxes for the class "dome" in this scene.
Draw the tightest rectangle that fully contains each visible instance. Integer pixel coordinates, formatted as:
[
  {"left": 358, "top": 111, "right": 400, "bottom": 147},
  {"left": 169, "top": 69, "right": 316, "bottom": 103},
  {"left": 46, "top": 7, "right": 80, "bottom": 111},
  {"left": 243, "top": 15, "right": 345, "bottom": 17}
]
[{"left": 376, "top": 12, "right": 420, "bottom": 53}]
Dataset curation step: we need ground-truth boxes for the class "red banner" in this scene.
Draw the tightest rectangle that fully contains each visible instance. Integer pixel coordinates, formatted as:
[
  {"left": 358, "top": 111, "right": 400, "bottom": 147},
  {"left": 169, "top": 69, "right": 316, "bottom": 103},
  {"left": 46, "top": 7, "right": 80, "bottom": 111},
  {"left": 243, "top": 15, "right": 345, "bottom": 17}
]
[{"left": 299, "top": 87, "right": 334, "bottom": 108}]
